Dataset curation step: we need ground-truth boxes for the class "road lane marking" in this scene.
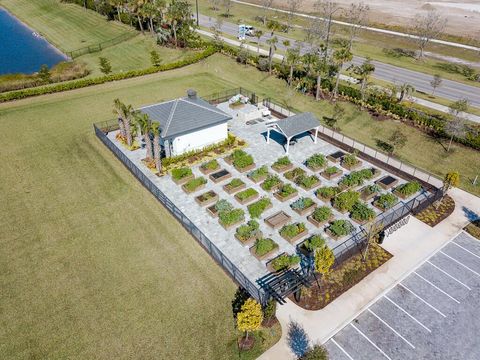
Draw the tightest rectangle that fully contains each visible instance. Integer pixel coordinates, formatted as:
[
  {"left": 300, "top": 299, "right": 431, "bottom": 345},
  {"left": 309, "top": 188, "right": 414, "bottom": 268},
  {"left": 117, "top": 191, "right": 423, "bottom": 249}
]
[
  {"left": 413, "top": 272, "right": 460, "bottom": 304},
  {"left": 398, "top": 283, "right": 446, "bottom": 318},
  {"left": 426, "top": 261, "right": 472, "bottom": 290},
  {"left": 330, "top": 338, "right": 355, "bottom": 360},
  {"left": 439, "top": 251, "right": 480, "bottom": 277},
  {"left": 367, "top": 309, "right": 415, "bottom": 348},
  {"left": 452, "top": 241, "right": 480, "bottom": 260},
  {"left": 383, "top": 295, "right": 431, "bottom": 333},
  {"left": 350, "top": 323, "right": 393, "bottom": 360}
]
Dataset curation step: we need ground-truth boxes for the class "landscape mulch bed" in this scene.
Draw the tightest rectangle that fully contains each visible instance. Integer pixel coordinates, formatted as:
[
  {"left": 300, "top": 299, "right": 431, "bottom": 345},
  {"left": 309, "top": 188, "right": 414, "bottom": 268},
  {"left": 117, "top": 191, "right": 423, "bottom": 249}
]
[
  {"left": 415, "top": 195, "right": 455, "bottom": 227},
  {"left": 289, "top": 244, "right": 392, "bottom": 310},
  {"left": 464, "top": 220, "right": 480, "bottom": 240}
]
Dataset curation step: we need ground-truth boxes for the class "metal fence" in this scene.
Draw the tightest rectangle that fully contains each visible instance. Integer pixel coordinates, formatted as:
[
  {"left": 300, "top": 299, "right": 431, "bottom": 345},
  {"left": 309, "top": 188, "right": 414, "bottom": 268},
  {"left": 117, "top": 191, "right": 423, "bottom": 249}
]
[
  {"left": 66, "top": 32, "right": 137, "bottom": 58},
  {"left": 204, "top": 87, "right": 258, "bottom": 105},
  {"left": 93, "top": 123, "right": 266, "bottom": 304}
]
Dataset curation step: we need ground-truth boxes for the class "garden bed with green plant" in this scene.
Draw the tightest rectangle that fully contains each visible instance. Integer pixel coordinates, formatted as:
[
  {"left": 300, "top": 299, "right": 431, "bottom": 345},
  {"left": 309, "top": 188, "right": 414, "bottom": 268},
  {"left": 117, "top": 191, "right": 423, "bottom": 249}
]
[
  {"left": 200, "top": 159, "right": 220, "bottom": 175},
  {"left": 171, "top": 167, "right": 194, "bottom": 185},
  {"left": 274, "top": 184, "right": 298, "bottom": 202},
  {"left": 267, "top": 253, "right": 300, "bottom": 273},
  {"left": 279, "top": 223, "right": 308, "bottom": 244},
  {"left": 219, "top": 207, "right": 245, "bottom": 230},
  {"left": 305, "top": 153, "right": 327, "bottom": 171},
  {"left": 248, "top": 197, "right": 272, "bottom": 219},
  {"left": 394, "top": 181, "right": 422, "bottom": 199},
  {"left": 235, "top": 220, "right": 263, "bottom": 245},
  {"left": 341, "top": 152, "right": 362, "bottom": 171},
  {"left": 298, "top": 235, "right": 326, "bottom": 255},
  {"left": 374, "top": 193, "right": 399, "bottom": 211},
  {"left": 338, "top": 168, "right": 378, "bottom": 190},
  {"left": 308, "top": 206, "right": 334, "bottom": 228},
  {"left": 250, "top": 238, "right": 279, "bottom": 261},
  {"left": 235, "top": 188, "right": 259, "bottom": 205},
  {"left": 326, "top": 220, "right": 355, "bottom": 240},
  {"left": 271, "top": 156, "right": 293, "bottom": 173},
  {"left": 296, "top": 174, "right": 321, "bottom": 191},
  {"left": 248, "top": 165, "right": 269, "bottom": 184},
  {"left": 290, "top": 197, "right": 316, "bottom": 216},
  {"left": 360, "top": 184, "right": 382, "bottom": 201},
  {"left": 226, "top": 150, "right": 255, "bottom": 173},
  {"left": 350, "top": 202, "right": 376, "bottom": 225},
  {"left": 321, "top": 166, "right": 342, "bottom": 180},
  {"left": 316, "top": 186, "right": 340, "bottom": 202},
  {"left": 332, "top": 191, "right": 361, "bottom": 213},
  {"left": 261, "top": 174, "right": 283, "bottom": 192},
  {"left": 284, "top": 167, "right": 306, "bottom": 182},
  {"left": 195, "top": 190, "right": 218, "bottom": 207},
  {"left": 182, "top": 177, "right": 207, "bottom": 194},
  {"left": 223, "top": 178, "right": 246, "bottom": 194}
]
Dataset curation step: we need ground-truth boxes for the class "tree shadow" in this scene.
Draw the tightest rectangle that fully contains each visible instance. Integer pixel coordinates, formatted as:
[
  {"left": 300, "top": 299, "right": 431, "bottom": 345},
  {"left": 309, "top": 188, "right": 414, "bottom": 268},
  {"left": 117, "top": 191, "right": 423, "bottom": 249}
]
[{"left": 462, "top": 206, "right": 480, "bottom": 222}]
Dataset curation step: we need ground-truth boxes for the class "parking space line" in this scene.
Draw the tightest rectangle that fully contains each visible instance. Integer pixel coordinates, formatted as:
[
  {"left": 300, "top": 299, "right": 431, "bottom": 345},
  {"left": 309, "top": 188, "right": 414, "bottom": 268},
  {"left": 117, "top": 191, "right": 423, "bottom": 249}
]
[
  {"left": 350, "top": 323, "right": 393, "bottom": 360},
  {"left": 367, "top": 309, "right": 415, "bottom": 348},
  {"left": 330, "top": 338, "right": 355, "bottom": 360},
  {"left": 439, "top": 251, "right": 480, "bottom": 277},
  {"left": 398, "top": 283, "right": 446, "bottom": 318},
  {"left": 413, "top": 272, "right": 460, "bottom": 304},
  {"left": 426, "top": 261, "right": 472, "bottom": 290},
  {"left": 383, "top": 295, "right": 431, "bottom": 333},
  {"left": 452, "top": 241, "right": 480, "bottom": 260}
]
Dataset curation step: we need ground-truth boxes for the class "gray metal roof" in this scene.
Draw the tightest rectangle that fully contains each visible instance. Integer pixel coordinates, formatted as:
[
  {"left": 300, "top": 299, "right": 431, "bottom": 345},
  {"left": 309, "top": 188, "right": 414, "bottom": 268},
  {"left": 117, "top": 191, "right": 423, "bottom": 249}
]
[
  {"left": 139, "top": 96, "right": 231, "bottom": 138},
  {"left": 273, "top": 112, "right": 320, "bottom": 138}
]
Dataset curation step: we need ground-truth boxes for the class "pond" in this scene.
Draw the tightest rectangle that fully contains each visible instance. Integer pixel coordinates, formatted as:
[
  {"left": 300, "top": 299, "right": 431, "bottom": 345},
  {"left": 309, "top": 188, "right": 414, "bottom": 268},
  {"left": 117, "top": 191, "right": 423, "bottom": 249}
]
[{"left": 0, "top": 8, "right": 67, "bottom": 75}]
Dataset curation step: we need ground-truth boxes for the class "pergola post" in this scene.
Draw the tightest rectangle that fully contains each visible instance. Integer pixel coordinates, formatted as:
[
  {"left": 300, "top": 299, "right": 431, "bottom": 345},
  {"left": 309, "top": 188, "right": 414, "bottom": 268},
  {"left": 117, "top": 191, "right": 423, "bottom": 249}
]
[
  {"left": 286, "top": 137, "right": 291, "bottom": 154},
  {"left": 314, "top": 127, "right": 319, "bottom": 144},
  {"left": 267, "top": 127, "right": 270, "bottom": 144}
]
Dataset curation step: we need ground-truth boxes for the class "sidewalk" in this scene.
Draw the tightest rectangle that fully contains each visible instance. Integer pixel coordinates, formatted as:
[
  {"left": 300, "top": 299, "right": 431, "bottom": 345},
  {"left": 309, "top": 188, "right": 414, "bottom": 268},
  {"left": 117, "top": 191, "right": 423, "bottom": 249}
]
[{"left": 258, "top": 187, "right": 480, "bottom": 359}]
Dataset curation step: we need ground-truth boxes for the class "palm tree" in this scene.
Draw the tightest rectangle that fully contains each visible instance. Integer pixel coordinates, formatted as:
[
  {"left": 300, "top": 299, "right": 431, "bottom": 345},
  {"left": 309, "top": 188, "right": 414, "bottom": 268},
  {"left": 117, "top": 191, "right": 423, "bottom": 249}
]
[
  {"left": 398, "top": 83, "right": 415, "bottom": 103},
  {"left": 151, "top": 122, "right": 162, "bottom": 173},
  {"left": 128, "top": 0, "right": 146, "bottom": 34},
  {"left": 113, "top": 98, "right": 126, "bottom": 138},
  {"left": 286, "top": 44, "right": 301, "bottom": 87},
  {"left": 350, "top": 57, "right": 375, "bottom": 100},
  {"left": 109, "top": 0, "right": 124, "bottom": 22},
  {"left": 332, "top": 47, "right": 353, "bottom": 99},
  {"left": 134, "top": 112, "right": 153, "bottom": 159},
  {"left": 142, "top": 1, "right": 162, "bottom": 35},
  {"left": 121, "top": 103, "right": 134, "bottom": 147},
  {"left": 280, "top": 39, "right": 290, "bottom": 65},
  {"left": 253, "top": 29, "right": 263, "bottom": 54},
  {"left": 266, "top": 36, "right": 278, "bottom": 74}
]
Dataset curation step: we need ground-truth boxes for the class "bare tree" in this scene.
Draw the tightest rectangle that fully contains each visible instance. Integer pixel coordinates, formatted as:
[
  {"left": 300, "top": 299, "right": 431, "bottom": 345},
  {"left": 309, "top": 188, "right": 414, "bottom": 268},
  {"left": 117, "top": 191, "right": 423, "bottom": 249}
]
[
  {"left": 286, "top": 0, "right": 303, "bottom": 32},
  {"left": 344, "top": 2, "right": 370, "bottom": 50},
  {"left": 260, "top": 0, "right": 274, "bottom": 25},
  {"left": 304, "top": 16, "right": 324, "bottom": 46},
  {"left": 446, "top": 98, "right": 469, "bottom": 151},
  {"left": 209, "top": 0, "right": 221, "bottom": 11},
  {"left": 314, "top": 0, "right": 341, "bottom": 62},
  {"left": 411, "top": 10, "right": 447, "bottom": 59},
  {"left": 430, "top": 74, "right": 442, "bottom": 96},
  {"left": 211, "top": 17, "right": 224, "bottom": 46}
]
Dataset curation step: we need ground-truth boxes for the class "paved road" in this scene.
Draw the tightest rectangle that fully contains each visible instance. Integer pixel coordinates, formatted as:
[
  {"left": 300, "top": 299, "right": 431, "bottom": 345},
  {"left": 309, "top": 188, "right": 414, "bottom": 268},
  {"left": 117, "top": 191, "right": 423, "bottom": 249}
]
[{"left": 199, "top": 14, "right": 480, "bottom": 109}]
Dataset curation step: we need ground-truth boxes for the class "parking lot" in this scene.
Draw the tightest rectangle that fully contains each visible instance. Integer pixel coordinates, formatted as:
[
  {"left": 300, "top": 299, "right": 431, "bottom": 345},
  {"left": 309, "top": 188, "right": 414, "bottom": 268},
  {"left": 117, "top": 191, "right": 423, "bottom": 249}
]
[{"left": 324, "top": 231, "right": 480, "bottom": 360}]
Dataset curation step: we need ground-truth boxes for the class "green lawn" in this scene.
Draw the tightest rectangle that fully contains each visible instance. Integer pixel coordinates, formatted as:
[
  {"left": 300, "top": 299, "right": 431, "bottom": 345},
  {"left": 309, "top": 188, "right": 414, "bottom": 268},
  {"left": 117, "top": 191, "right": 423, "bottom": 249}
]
[{"left": 0, "top": 55, "right": 281, "bottom": 359}]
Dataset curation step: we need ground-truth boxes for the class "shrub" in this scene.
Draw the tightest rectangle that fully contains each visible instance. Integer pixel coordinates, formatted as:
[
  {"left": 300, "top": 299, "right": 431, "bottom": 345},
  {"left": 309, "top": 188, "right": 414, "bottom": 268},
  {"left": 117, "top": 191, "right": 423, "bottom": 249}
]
[
  {"left": 280, "top": 223, "right": 306, "bottom": 238},
  {"left": 333, "top": 191, "right": 360, "bottom": 212},
  {"left": 219, "top": 208, "right": 245, "bottom": 226},
  {"left": 263, "top": 299, "right": 276, "bottom": 319},
  {"left": 306, "top": 153, "right": 327, "bottom": 169},
  {"left": 236, "top": 220, "right": 261, "bottom": 241},
  {"left": 375, "top": 193, "right": 398, "bottom": 210},
  {"left": 184, "top": 177, "right": 207, "bottom": 191},
  {"left": 271, "top": 254, "right": 301, "bottom": 271},
  {"left": 201, "top": 159, "right": 219, "bottom": 170},
  {"left": 285, "top": 167, "right": 306, "bottom": 181},
  {"left": 297, "top": 174, "right": 320, "bottom": 189},
  {"left": 248, "top": 197, "right": 272, "bottom": 218},
  {"left": 236, "top": 188, "right": 258, "bottom": 201},
  {"left": 314, "top": 245, "right": 335, "bottom": 275},
  {"left": 303, "top": 234, "right": 325, "bottom": 252},
  {"left": 171, "top": 167, "right": 192, "bottom": 180},
  {"left": 300, "top": 344, "right": 329, "bottom": 360},
  {"left": 272, "top": 156, "right": 292, "bottom": 169},
  {"left": 215, "top": 199, "right": 233, "bottom": 212},
  {"left": 324, "top": 166, "right": 339, "bottom": 175},
  {"left": 396, "top": 181, "right": 421, "bottom": 197},
  {"left": 316, "top": 186, "right": 339, "bottom": 200},
  {"left": 261, "top": 174, "right": 282, "bottom": 190},
  {"left": 350, "top": 202, "right": 376, "bottom": 222},
  {"left": 382, "top": 47, "right": 415, "bottom": 58},
  {"left": 328, "top": 220, "right": 354, "bottom": 237},
  {"left": 254, "top": 238, "right": 277, "bottom": 256},
  {"left": 291, "top": 197, "right": 315, "bottom": 211},
  {"left": 277, "top": 184, "right": 298, "bottom": 198},
  {"left": 248, "top": 165, "right": 268, "bottom": 181},
  {"left": 311, "top": 206, "right": 332, "bottom": 223}
]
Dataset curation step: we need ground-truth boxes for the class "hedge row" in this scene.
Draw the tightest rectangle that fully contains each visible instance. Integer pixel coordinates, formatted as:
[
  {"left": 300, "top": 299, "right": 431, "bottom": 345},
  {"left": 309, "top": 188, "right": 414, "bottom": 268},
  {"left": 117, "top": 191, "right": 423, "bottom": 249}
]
[{"left": 0, "top": 46, "right": 217, "bottom": 103}]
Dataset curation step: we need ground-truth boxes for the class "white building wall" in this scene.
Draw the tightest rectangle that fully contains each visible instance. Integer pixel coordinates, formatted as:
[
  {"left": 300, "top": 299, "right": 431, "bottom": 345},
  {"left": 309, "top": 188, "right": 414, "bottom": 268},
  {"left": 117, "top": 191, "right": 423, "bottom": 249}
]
[{"left": 170, "top": 122, "right": 228, "bottom": 156}]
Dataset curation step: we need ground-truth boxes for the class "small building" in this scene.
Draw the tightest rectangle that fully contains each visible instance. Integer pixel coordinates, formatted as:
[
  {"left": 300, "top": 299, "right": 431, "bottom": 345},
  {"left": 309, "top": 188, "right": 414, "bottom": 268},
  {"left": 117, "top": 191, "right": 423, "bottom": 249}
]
[{"left": 139, "top": 89, "right": 232, "bottom": 157}]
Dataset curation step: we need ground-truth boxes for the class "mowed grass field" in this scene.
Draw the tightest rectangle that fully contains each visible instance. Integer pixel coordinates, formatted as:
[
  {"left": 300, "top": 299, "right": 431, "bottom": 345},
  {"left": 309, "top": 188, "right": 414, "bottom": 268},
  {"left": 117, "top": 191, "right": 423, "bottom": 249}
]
[
  {"left": 0, "top": 56, "right": 283, "bottom": 359},
  {"left": 0, "top": 0, "right": 198, "bottom": 76}
]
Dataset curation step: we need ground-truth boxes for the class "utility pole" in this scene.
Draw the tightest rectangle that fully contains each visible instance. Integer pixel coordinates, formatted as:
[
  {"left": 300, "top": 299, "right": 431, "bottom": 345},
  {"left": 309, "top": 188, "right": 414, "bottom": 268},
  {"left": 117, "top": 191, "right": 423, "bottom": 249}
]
[{"left": 196, "top": 0, "right": 199, "bottom": 27}]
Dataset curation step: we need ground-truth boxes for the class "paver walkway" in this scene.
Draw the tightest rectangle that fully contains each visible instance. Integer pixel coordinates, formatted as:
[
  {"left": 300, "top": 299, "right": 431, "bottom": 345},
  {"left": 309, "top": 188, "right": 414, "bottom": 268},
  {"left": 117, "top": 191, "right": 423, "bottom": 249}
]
[{"left": 258, "top": 187, "right": 480, "bottom": 359}]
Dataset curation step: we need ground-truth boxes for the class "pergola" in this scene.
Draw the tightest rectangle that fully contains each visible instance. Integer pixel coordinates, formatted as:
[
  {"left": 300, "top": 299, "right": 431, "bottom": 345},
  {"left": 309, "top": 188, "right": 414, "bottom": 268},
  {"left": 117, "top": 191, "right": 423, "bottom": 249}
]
[{"left": 266, "top": 112, "right": 320, "bottom": 154}]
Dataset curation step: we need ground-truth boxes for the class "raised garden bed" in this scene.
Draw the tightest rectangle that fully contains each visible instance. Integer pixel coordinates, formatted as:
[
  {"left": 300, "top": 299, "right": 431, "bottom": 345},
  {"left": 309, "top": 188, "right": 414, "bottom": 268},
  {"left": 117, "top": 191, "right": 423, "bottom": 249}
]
[
  {"left": 326, "top": 220, "right": 355, "bottom": 240},
  {"left": 327, "top": 151, "right": 346, "bottom": 163},
  {"left": 308, "top": 206, "right": 333, "bottom": 228},
  {"left": 182, "top": 177, "right": 207, "bottom": 194},
  {"left": 298, "top": 234, "right": 325, "bottom": 256},
  {"left": 394, "top": 181, "right": 422, "bottom": 199},
  {"left": 207, "top": 199, "right": 232, "bottom": 218},
  {"left": 194, "top": 190, "right": 218, "bottom": 207},
  {"left": 415, "top": 195, "right": 455, "bottom": 227},
  {"left": 279, "top": 222, "right": 308, "bottom": 244},
  {"left": 321, "top": 166, "right": 342, "bottom": 180},
  {"left": 267, "top": 253, "right": 300, "bottom": 273},
  {"left": 261, "top": 174, "right": 284, "bottom": 192},
  {"left": 274, "top": 184, "right": 298, "bottom": 202},
  {"left": 247, "top": 165, "right": 269, "bottom": 184},
  {"left": 376, "top": 175, "right": 398, "bottom": 190},
  {"left": 290, "top": 244, "right": 392, "bottom": 310},
  {"left": 235, "top": 220, "right": 263, "bottom": 246},
  {"left": 218, "top": 208, "right": 245, "bottom": 230},
  {"left": 199, "top": 159, "right": 220, "bottom": 175},
  {"left": 284, "top": 167, "right": 307, "bottom": 182},
  {"left": 338, "top": 168, "right": 378, "bottom": 191},
  {"left": 316, "top": 186, "right": 340, "bottom": 203},
  {"left": 227, "top": 150, "right": 256, "bottom": 173},
  {"left": 305, "top": 153, "right": 327, "bottom": 172},
  {"left": 373, "top": 193, "right": 399, "bottom": 211},
  {"left": 247, "top": 197, "right": 272, "bottom": 219},
  {"left": 235, "top": 188, "right": 259, "bottom": 205},
  {"left": 265, "top": 211, "right": 291, "bottom": 229},
  {"left": 350, "top": 202, "right": 376, "bottom": 225},
  {"left": 250, "top": 238, "right": 279, "bottom": 261},
  {"left": 360, "top": 184, "right": 382, "bottom": 201},
  {"left": 223, "top": 178, "right": 245, "bottom": 194},
  {"left": 291, "top": 197, "right": 317, "bottom": 216},
  {"left": 332, "top": 191, "right": 361, "bottom": 213},
  {"left": 171, "top": 167, "right": 194, "bottom": 185},
  {"left": 272, "top": 156, "right": 293, "bottom": 173},
  {"left": 296, "top": 174, "right": 321, "bottom": 191},
  {"left": 209, "top": 169, "right": 231, "bottom": 183},
  {"left": 340, "top": 152, "right": 362, "bottom": 171}
]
